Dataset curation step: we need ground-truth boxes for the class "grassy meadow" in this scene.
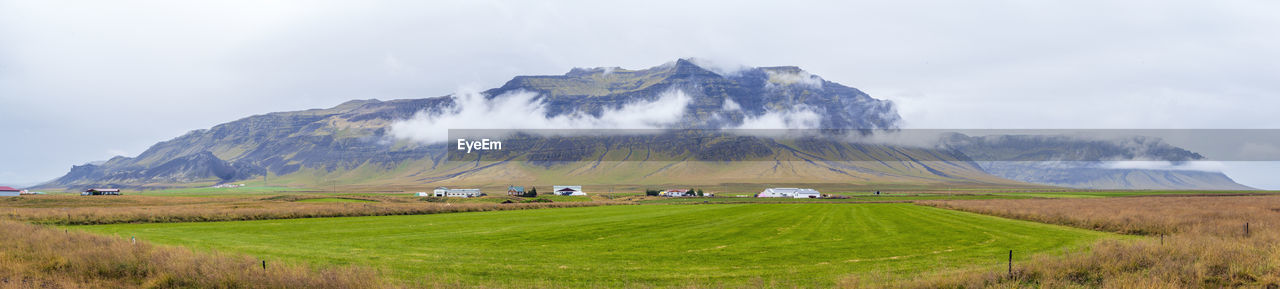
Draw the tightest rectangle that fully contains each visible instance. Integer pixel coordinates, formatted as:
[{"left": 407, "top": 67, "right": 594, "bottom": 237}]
[
  {"left": 74, "top": 203, "right": 1112, "bottom": 288},
  {"left": 3, "top": 189, "right": 1270, "bottom": 288},
  {"left": 0, "top": 219, "right": 388, "bottom": 289},
  {"left": 904, "top": 195, "right": 1280, "bottom": 288}
]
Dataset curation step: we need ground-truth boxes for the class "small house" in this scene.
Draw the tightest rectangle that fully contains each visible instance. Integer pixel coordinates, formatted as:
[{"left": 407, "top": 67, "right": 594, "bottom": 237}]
[
  {"left": 660, "top": 189, "right": 692, "bottom": 197},
  {"left": 757, "top": 188, "right": 820, "bottom": 199},
  {"left": 552, "top": 185, "right": 586, "bottom": 196},
  {"left": 0, "top": 186, "right": 20, "bottom": 197},
  {"left": 507, "top": 186, "right": 526, "bottom": 196},
  {"left": 431, "top": 187, "right": 484, "bottom": 198},
  {"left": 82, "top": 188, "right": 121, "bottom": 196}
]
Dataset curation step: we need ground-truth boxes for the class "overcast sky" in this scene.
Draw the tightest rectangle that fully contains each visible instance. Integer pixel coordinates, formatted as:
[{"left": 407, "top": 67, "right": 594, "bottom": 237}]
[{"left": 2, "top": 0, "right": 1278, "bottom": 188}]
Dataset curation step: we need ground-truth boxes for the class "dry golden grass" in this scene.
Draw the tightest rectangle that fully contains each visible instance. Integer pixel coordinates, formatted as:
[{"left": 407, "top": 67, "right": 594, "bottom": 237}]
[
  {"left": 0, "top": 219, "right": 390, "bottom": 289},
  {"left": 0, "top": 195, "right": 623, "bottom": 225},
  {"left": 880, "top": 196, "right": 1280, "bottom": 288}
]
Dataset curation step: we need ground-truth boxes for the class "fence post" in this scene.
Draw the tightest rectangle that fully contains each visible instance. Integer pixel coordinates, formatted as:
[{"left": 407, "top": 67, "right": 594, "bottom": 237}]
[
  {"left": 262, "top": 260, "right": 267, "bottom": 270},
  {"left": 1007, "top": 250, "right": 1013, "bottom": 278},
  {"left": 1245, "top": 222, "right": 1250, "bottom": 237}
]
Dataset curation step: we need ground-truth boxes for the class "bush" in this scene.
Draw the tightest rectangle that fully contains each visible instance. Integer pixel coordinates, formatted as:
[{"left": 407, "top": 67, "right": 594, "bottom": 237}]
[{"left": 419, "top": 197, "right": 447, "bottom": 203}]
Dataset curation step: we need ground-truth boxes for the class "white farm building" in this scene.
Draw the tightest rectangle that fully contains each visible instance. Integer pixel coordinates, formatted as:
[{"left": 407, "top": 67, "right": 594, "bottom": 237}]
[
  {"left": 431, "top": 187, "right": 485, "bottom": 198},
  {"left": 757, "top": 188, "right": 821, "bottom": 198},
  {"left": 552, "top": 186, "right": 586, "bottom": 196}
]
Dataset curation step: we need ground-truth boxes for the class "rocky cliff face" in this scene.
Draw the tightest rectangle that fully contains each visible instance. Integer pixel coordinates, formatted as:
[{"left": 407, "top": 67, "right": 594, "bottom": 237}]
[{"left": 482, "top": 59, "right": 899, "bottom": 130}]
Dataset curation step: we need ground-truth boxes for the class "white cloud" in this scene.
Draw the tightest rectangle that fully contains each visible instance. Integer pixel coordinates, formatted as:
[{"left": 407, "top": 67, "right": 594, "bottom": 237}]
[
  {"left": 687, "top": 57, "right": 750, "bottom": 77},
  {"left": 732, "top": 106, "right": 822, "bottom": 130},
  {"left": 765, "top": 70, "right": 823, "bottom": 89},
  {"left": 721, "top": 98, "right": 742, "bottom": 111},
  {"left": 388, "top": 89, "right": 692, "bottom": 143}
]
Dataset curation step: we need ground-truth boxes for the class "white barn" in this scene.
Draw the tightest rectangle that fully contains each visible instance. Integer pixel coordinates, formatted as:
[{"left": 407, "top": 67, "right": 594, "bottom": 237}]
[
  {"left": 431, "top": 187, "right": 484, "bottom": 198},
  {"left": 552, "top": 186, "right": 586, "bottom": 196},
  {"left": 757, "top": 188, "right": 821, "bottom": 199},
  {"left": 660, "top": 189, "right": 693, "bottom": 197}
]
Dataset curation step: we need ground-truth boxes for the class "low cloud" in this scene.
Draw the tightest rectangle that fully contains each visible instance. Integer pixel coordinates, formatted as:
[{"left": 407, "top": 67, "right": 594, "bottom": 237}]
[
  {"left": 388, "top": 89, "right": 692, "bottom": 144},
  {"left": 687, "top": 57, "right": 750, "bottom": 77},
  {"left": 765, "top": 70, "right": 823, "bottom": 89},
  {"left": 721, "top": 98, "right": 742, "bottom": 111},
  {"left": 1102, "top": 160, "right": 1226, "bottom": 172},
  {"left": 731, "top": 105, "right": 822, "bottom": 130}
]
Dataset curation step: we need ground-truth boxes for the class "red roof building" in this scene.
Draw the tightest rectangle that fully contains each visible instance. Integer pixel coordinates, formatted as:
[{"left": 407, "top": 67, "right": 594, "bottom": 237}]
[{"left": 0, "top": 186, "right": 19, "bottom": 197}]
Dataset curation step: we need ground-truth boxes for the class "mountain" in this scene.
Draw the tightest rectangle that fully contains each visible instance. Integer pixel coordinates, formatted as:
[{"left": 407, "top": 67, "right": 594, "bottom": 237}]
[
  {"left": 941, "top": 134, "right": 1254, "bottom": 190},
  {"left": 36, "top": 59, "right": 1250, "bottom": 191},
  {"left": 480, "top": 59, "right": 899, "bottom": 130}
]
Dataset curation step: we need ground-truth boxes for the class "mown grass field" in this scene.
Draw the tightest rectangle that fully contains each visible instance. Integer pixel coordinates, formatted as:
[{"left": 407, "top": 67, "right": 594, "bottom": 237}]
[
  {"left": 76, "top": 203, "right": 1113, "bottom": 288},
  {"left": 637, "top": 194, "right": 1025, "bottom": 204}
]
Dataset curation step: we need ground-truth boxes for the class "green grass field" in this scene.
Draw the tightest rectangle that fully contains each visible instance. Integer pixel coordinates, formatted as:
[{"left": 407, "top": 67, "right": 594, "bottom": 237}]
[
  {"left": 637, "top": 194, "right": 1026, "bottom": 204},
  {"left": 76, "top": 204, "right": 1113, "bottom": 287}
]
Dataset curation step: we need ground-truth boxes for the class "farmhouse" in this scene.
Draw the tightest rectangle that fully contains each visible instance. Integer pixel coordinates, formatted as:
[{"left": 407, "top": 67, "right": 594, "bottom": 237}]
[
  {"left": 82, "top": 188, "right": 121, "bottom": 196},
  {"left": 660, "top": 189, "right": 694, "bottom": 197},
  {"left": 0, "top": 186, "right": 20, "bottom": 197},
  {"left": 757, "top": 188, "right": 821, "bottom": 198},
  {"left": 431, "top": 187, "right": 484, "bottom": 198},
  {"left": 552, "top": 185, "right": 586, "bottom": 196},
  {"left": 507, "top": 186, "right": 526, "bottom": 196}
]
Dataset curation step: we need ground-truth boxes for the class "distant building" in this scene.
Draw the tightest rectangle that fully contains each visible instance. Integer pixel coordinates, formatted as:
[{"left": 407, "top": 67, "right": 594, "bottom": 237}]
[
  {"left": 552, "top": 186, "right": 586, "bottom": 196},
  {"left": 431, "top": 187, "right": 484, "bottom": 198},
  {"left": 757, "top": 188, "right": 820, "bottom": 199},
  {"left": 659, "top": 189, "right": 693, "bottom": 197},
  {"left": 415, "top": 192, "right": 429, "bottom": 197},
  {"left": 507, "top": 186, "right": 526, "bottom": 196},
  {"left": 82, "top": 188, "right": 121, "bottom": 196},
  {"left": 0, "top": 186, "right": 20, "bottom": 197}
]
